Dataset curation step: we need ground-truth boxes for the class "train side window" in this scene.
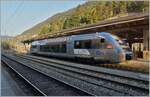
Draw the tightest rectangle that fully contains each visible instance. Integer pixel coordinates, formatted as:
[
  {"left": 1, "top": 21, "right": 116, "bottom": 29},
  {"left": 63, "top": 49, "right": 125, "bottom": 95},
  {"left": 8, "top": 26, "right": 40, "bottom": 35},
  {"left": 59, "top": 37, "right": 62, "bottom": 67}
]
[
  {"left": 31, "top": 45, "right": 37, "bottom": 48},
  {"left": 61, "top": 43, "right": 66, "bottom": 53},
  {"left": 40, "top": 43, "right": 66, "bottom": 53},
  {"left": 74, "top": 41, "right": 82, "bottom": 49},
  {"left": 40, "top": 45, "right": 50, "bottom": 52},
  {"left": 83, "top": 40, "right": 92, "bottom": 49},
  {"left": 74, "top": 40, "right": 92, "bottom": 49},
  {"left": 54, "top": 45, "right": 60, "bottom": 52},
  {"left": 40, "top": 45, "right": 44, "bottom": 51}
]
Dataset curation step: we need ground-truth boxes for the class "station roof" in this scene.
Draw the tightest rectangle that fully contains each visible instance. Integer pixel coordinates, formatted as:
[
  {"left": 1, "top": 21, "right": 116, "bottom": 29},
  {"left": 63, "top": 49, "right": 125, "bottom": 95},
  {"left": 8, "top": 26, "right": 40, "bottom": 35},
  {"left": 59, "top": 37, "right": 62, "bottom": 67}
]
[{"left": 22, "top": 12, "right": 149, "bottom": 43}]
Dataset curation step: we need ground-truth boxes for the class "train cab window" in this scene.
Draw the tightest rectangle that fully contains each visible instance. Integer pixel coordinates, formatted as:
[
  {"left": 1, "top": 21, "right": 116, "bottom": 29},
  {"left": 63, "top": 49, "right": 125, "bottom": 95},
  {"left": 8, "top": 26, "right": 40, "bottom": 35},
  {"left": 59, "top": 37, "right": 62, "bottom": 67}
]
[
  {"left": 51, "top": 45, "right": 55, "bottom": 52},
  {"left": 100, "top": 38, "right": 105, "bottom": 43},
  {"left": 74, "top": 40, "right": 92, "bottom": 49}
]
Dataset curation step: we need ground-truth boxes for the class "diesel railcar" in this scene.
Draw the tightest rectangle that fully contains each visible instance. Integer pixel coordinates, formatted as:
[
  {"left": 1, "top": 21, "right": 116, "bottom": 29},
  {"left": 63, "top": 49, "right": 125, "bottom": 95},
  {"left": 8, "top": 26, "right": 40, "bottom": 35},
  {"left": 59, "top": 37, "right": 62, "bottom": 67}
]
[{"left": 30, "top": 32, "right": 133, "bottom": 63}]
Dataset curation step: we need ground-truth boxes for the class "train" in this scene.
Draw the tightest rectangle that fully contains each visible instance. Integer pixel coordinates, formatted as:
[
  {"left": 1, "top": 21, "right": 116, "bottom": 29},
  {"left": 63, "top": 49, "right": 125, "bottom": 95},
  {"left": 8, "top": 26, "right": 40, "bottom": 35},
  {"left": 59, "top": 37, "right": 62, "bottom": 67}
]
[{"left": 30, "top": 32, "right": 133, "bottom": 63}]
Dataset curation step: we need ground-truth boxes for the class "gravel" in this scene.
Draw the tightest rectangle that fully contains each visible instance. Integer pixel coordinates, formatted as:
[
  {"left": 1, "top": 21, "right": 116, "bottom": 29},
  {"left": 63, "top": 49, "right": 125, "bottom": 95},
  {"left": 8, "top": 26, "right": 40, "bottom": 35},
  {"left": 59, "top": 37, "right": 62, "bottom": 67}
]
[
  {"left": 2, "top": 56, "right": 91, "bottom": 96},
  {"left": 16, "top": 55, "right": 149, "bottom": 90},
  {"left": 3, "top": 54, "right": 149, "bottom": 96}
]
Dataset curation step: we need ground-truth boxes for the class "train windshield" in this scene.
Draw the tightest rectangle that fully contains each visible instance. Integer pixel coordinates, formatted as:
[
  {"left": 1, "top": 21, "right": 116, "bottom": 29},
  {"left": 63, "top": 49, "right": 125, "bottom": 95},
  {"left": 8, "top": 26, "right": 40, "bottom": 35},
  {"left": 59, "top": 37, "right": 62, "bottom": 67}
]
[{"left": 118, "top": 40, "right": 128, "bottom": 46}]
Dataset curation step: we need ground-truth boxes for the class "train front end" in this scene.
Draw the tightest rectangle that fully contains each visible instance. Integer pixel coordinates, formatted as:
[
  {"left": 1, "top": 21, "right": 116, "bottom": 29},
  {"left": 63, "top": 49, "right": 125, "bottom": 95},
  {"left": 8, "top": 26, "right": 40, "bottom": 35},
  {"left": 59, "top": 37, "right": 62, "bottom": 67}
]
[
  {"left": 99, "top": 32, "right": 133, "bottom": 63},
  {"left": 111, "top": 34, "right": 133, "bottom": 62},
  {"left": 118, "top": 40, "right": 133, "bottom": 60}
]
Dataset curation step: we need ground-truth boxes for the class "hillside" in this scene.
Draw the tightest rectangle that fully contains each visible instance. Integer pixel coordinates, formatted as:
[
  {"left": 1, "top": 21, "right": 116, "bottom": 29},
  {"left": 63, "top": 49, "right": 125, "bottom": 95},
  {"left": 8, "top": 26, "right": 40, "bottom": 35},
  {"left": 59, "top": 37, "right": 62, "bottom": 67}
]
[{"left": 16, "top": 1, "right": 149, "bottom": 41}]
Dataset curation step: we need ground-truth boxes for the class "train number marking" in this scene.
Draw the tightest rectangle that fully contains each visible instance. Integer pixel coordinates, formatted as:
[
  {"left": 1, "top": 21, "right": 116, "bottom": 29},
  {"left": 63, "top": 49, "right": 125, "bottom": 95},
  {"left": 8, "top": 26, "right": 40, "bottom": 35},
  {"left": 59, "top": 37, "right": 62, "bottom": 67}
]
[{"left": 74, "top": 49, "right": 90, "bottom": 55}]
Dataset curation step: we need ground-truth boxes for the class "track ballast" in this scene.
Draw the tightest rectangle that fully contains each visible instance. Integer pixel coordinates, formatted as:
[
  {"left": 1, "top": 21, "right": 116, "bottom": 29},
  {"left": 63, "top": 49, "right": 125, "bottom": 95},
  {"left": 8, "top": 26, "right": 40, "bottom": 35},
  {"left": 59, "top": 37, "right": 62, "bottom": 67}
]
[{"left": 2, "top": 53, "right": 149, "bottom": 96}]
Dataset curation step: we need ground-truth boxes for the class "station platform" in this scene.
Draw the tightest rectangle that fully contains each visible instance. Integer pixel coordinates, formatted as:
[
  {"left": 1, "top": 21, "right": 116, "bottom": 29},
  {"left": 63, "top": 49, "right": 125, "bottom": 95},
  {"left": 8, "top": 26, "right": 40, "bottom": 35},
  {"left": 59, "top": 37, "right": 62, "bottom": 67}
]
[
  {"left": 118, "top": 59, "right": 149, "bottom": 72},
  {"left": 1, "top": 64, "right": 26, "bottom": 96}
]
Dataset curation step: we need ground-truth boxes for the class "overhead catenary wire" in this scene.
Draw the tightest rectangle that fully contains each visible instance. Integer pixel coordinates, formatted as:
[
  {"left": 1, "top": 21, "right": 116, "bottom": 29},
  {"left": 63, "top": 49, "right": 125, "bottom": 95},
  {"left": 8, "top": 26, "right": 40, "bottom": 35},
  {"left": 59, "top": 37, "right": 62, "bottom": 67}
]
[{"left": 4, "top": 0, "right": 24, "bottom": 36}]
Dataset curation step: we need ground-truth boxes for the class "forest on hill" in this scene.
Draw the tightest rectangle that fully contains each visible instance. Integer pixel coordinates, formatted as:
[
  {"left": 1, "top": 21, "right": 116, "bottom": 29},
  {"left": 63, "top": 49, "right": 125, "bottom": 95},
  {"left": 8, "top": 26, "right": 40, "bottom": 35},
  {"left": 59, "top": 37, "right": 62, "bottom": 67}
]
[{"left": 16, "top": 1, "right": 149, "bottom": 41}]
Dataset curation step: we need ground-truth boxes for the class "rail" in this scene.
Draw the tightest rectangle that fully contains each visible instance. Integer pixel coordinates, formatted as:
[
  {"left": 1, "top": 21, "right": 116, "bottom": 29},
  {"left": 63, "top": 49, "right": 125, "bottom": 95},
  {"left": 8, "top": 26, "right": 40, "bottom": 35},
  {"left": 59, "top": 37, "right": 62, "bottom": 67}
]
[{"left": 2, "top": 53, "right": 149, "bottom": 96}]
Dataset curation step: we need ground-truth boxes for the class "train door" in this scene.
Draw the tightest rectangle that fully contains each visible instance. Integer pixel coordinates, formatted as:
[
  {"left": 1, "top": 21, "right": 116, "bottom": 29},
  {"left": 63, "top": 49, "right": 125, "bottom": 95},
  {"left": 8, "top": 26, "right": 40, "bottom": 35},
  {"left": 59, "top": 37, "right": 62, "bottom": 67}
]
[
  {"left": 73, "top": 39, "right": 93, "bottom": 58},
  {"left": 66, "top": 37, "right": 75, "bottom": 58},
  {"left": 92, "top": 38, "right": 107, "bottom": 60}
]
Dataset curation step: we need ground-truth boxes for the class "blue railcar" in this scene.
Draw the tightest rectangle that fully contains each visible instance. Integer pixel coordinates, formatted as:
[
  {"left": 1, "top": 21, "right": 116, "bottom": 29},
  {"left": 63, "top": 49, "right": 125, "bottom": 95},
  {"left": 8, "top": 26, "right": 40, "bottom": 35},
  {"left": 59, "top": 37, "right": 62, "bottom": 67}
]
[{"left": 30, "top": 32, "right": 133, "bottom": 63}]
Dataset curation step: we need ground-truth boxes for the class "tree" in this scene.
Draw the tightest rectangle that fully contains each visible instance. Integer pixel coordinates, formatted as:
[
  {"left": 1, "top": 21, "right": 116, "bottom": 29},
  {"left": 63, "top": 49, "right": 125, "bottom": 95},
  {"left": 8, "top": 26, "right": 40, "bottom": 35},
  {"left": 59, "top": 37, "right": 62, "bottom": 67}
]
[
  {"left": 1, "top": 41, "right": 10, "bottom": 50},
  {"left": 127, "top": 1, "right": 145, "bottom": 13},
  {"left": 80, "top": 16, "right": 90, "bottom": 24},
  {"left": 39, "top": 25, "right": 50, "bottom": 35},
  {"left": 19, "top": 1, "right": 149, "bottom": 39}
]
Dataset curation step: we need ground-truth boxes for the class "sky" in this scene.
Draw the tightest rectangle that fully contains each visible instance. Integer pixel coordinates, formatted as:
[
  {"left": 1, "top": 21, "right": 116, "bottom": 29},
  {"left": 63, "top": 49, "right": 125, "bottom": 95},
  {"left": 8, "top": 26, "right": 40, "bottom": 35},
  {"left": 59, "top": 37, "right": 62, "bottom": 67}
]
[{"left": 1, "top": 0, "right": 86, "bottom": 36}]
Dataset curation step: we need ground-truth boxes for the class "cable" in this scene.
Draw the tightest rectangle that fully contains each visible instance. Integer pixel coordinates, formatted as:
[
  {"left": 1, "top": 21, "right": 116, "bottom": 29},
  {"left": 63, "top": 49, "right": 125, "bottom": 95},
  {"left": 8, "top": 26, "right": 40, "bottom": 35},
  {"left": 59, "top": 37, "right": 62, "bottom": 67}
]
[
  {"left": 6, "top": 0, "right": 24, "bottom": 25},
  {"left": 4, "top": 0, "right": 24, "bottom": 36}
]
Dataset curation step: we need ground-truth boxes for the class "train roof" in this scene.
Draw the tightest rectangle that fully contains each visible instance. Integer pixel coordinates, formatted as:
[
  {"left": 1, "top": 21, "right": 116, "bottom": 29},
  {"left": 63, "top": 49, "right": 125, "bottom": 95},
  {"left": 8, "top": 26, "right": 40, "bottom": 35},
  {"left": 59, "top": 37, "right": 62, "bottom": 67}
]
[
  {"left": 31, "top": 37, "right": 69, "bottom": 45},
  {"left": 31, "top": 32, "right": 108, "bottom": 45},
  {"left": 99, "top": 32, "right": 120, "bottom": 40}
]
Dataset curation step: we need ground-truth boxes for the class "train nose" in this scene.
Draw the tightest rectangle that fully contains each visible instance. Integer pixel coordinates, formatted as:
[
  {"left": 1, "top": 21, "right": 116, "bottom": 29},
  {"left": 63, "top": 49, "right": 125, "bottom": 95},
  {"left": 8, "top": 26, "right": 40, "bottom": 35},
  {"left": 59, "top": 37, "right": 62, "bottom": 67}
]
[{"left": 119, "top": 53, "right": 126, "bottom": 62}]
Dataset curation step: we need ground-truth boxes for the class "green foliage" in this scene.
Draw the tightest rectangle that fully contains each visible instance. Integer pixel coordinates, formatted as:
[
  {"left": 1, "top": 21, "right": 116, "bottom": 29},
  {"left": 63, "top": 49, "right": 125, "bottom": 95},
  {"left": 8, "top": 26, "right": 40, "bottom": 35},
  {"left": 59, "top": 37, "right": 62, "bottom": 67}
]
[
  {"left": 1, "top": 38, "right": 17, "bottom": 50},
  {"left": 1, "top": 41, "right": 11, "bottom": 50},
  {"left": 17, "top": 1, "right": 149, "bottom": 40},
  {"left": 39, "top": 24, "right": 51, "bottom": 35}
]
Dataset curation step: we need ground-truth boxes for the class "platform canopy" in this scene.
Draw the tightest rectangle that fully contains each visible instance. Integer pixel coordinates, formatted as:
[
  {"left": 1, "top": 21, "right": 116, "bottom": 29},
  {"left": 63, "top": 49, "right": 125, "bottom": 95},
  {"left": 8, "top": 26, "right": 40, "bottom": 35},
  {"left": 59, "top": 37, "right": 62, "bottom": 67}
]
[{"left": 22, "top": 13, "right": 149, "bottom": 44}]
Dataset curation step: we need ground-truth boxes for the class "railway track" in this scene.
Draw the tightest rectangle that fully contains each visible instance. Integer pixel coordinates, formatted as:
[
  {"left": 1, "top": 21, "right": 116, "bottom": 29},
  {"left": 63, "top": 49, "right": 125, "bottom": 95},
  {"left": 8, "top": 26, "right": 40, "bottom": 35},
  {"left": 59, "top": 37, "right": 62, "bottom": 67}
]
[
  {"left": 24, "top": 54, "right": 149, "bottom": 81},
  {"left": 2, "top": 53, "right": 149, "bottom": 96},
  {"left": 1, "top": 61, "right": 44, "bottom": 96},
  {"left": 34, "top": 53, "right": 149, "bottom": 73},
  {"left": 2, "top": 54, "right": 92, "bottom": 96}
]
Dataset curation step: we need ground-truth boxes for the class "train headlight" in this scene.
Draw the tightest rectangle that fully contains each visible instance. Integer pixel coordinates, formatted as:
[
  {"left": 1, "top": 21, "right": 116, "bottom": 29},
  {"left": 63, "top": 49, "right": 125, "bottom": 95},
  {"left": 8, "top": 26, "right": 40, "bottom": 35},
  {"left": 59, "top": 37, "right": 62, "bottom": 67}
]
[{"left": 106, "top": 44, "right": 113, "bottom": 49}]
